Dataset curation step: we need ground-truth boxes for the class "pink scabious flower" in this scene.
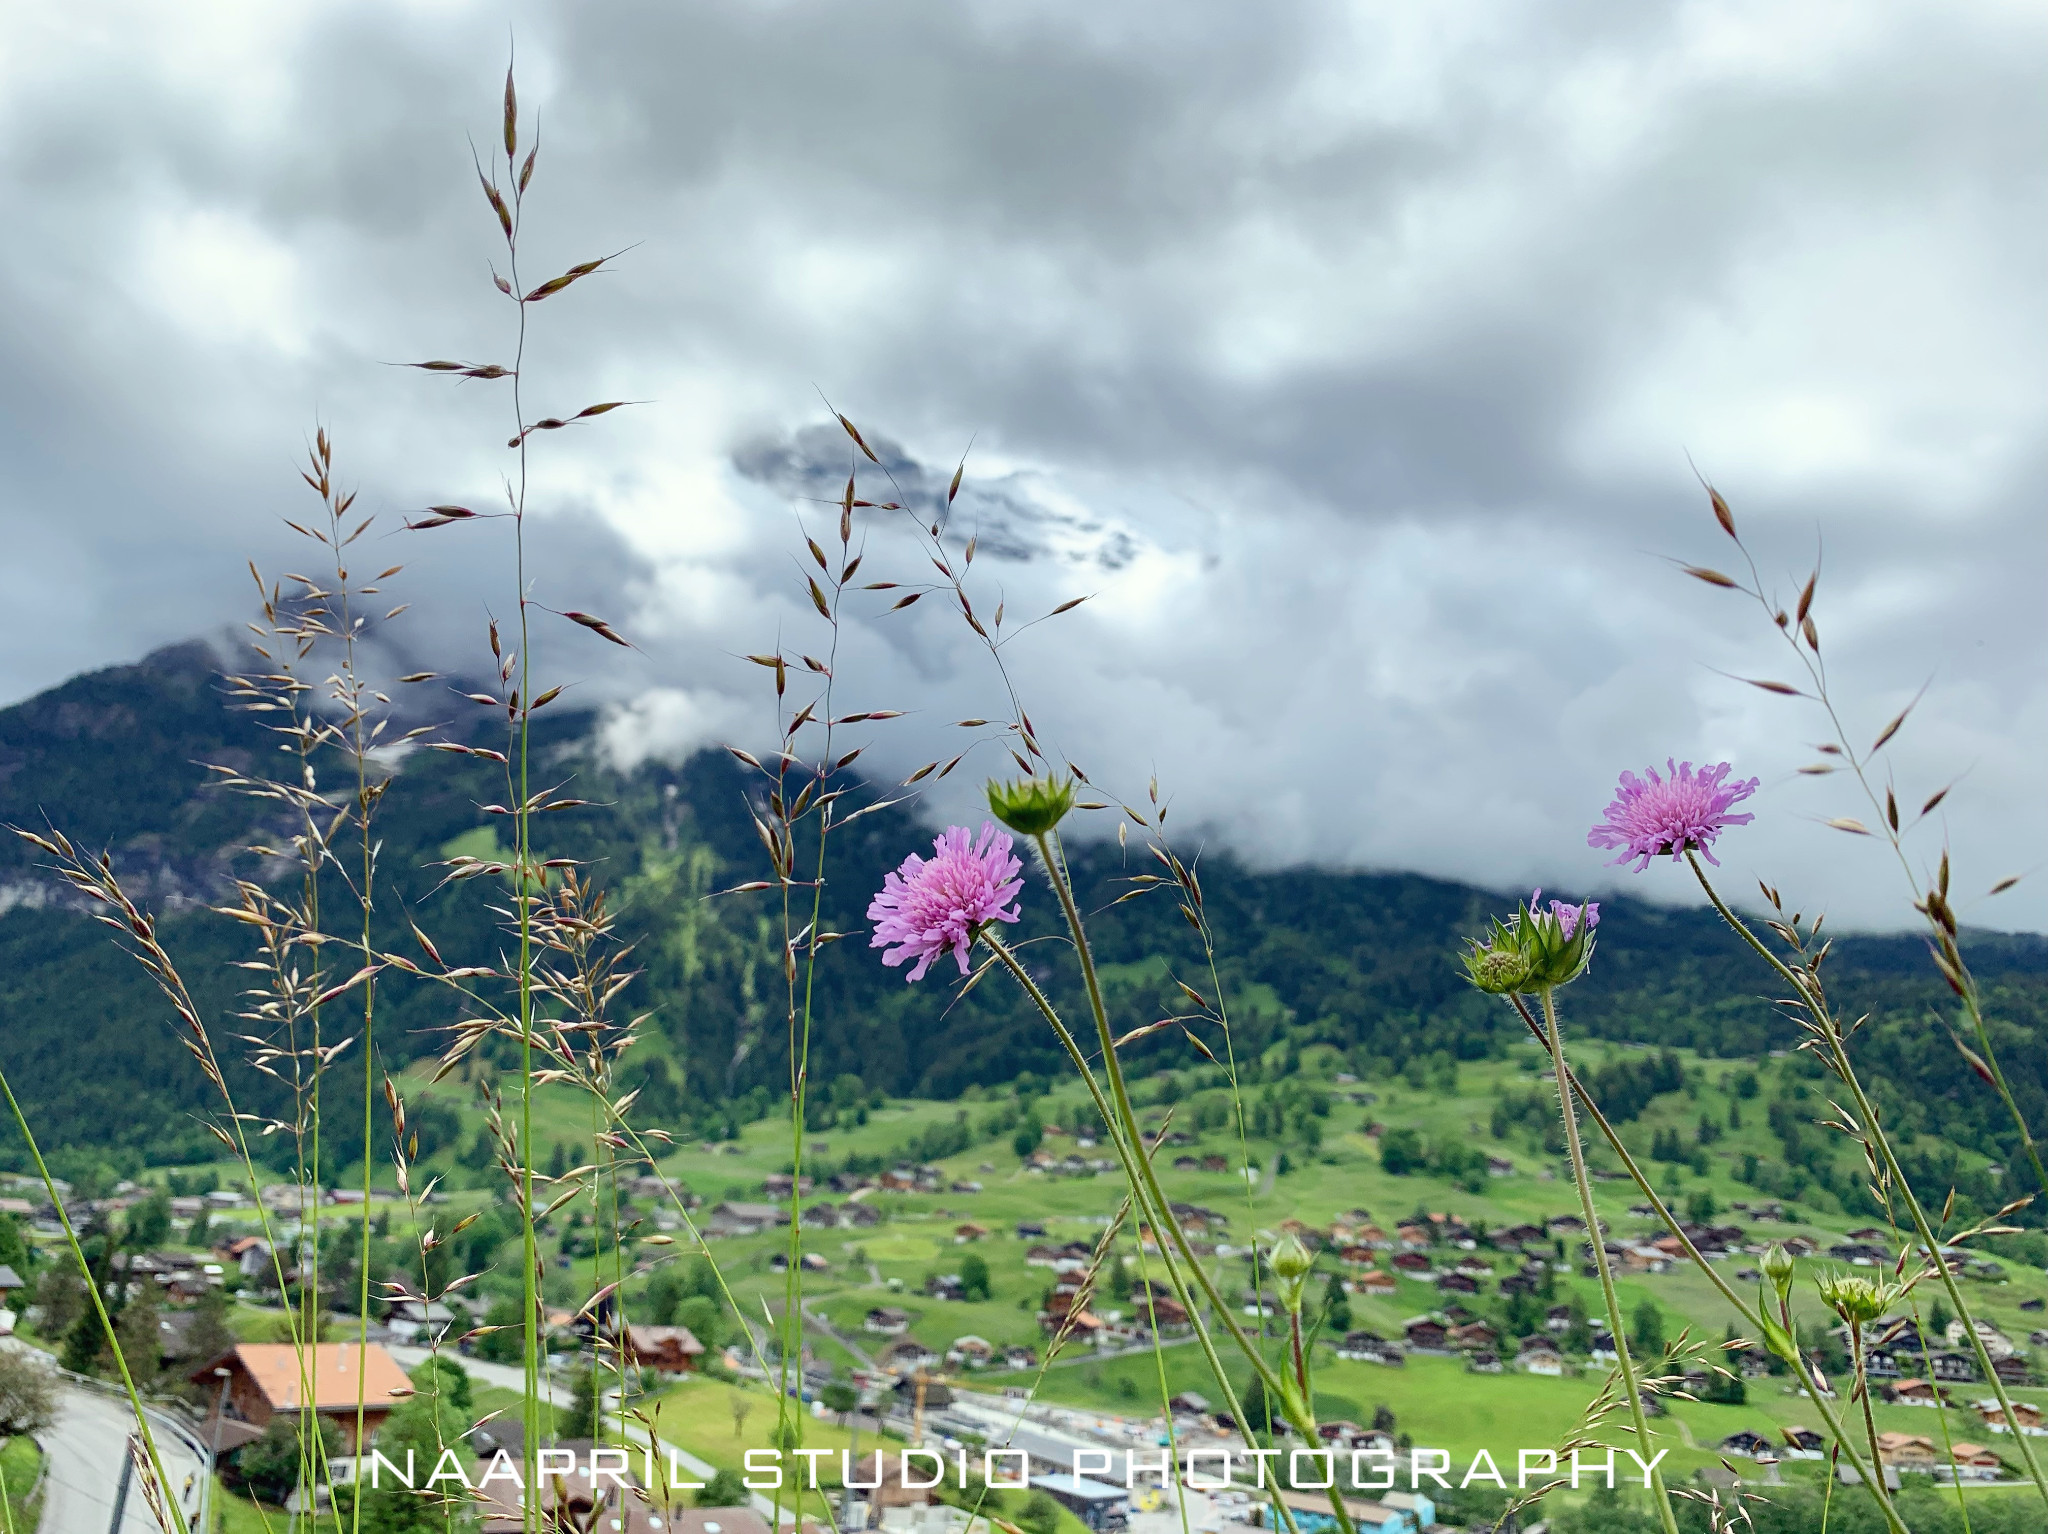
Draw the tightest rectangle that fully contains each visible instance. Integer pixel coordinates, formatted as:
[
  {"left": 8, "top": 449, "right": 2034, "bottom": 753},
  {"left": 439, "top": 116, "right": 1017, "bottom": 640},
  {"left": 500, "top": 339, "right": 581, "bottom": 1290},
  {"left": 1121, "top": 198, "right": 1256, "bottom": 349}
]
[
  {"left": 1588, "top": 759, "right": 1759, "bottom": 871},
  {"left": 868, "top": 822, "right": 1024, "bottom": 982},
  {"left": 1530, "top": 889, "right": 1599, "bottom": 939}
]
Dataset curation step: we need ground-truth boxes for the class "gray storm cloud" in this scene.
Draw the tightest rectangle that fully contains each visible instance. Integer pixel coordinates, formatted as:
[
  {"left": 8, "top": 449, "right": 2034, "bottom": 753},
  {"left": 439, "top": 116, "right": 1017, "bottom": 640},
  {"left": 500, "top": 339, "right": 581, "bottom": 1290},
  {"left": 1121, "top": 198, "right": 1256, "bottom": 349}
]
[{"left": 0, "top": 0, "right": 2040, "bottom": 930}]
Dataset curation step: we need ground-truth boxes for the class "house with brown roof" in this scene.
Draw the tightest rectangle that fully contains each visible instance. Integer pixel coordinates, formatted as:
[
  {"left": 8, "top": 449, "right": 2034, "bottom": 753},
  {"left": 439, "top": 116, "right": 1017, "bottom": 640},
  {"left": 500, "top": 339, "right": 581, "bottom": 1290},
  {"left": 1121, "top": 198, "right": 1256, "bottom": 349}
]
[
  {"left": 624, "top": 1324, "right": 705, "bottom": 1374},
  {"left": 192, "top": 1343, "right": 409, "bottom": 1453}
]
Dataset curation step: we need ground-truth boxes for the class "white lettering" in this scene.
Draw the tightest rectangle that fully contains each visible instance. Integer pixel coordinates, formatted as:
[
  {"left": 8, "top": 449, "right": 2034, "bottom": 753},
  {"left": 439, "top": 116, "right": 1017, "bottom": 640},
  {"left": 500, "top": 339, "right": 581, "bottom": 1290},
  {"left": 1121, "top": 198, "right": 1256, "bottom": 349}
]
[
  {"left": 537, "top": 1449, "right": 577, "bottom": 1482},
  {"left": 1569, "top": 1449, "right": 1616, "bottom": 1490},
  {"left": 1624, "top": 1449, "right": 1670, "bottom": 1488},
  {"left": 1460, "top": 1451, "right": 1505, "bottom": 1490},
  {"left": 1184, "top": 1449, "right": 1233, "bottom": 1490},
  {"left": 744, "top": 1449, "right": 783, "bottom": 1490},
  {"left": 367, "top": 1451, "right": 415, "bottom": 1490},
  {"left": 1517, "top": 1450, "right": 1556, "bottom": 1489},
  {"left": 1289, "top": 1450, "right": 1334, "bottom": 1489},
  {"left": 667, "top": 1450, "right": 706, "bottom": 1491},
  {"left": 1349, "top": 1450, "right": 1394, "bottom": 1492},
  {"left": 477, "top": 1452, "right": 522, "bottom": 1490},
  {"left": 793, "top": 1449, "right": 832, "bottom": 1488},
  {"left": 1244, "top": 1447, "right": 1281, "bottom": 1488},
  {"left": 900, "top": 1451, "right": 945, "bottom": 1490},
  {"left": 1409, "top": 1449, "right": 1451, "bottom": 1489},
  {"left": 844, "top": 1452, "right": 883, "bottom": 1490},
  {"left": 1126, "top": 1449, "right": 1171, "bottom": 1490},
  {"left": 590, "top": 1449, "right": 631, "bottom": 1492},
  {"left": 1072, "top": 1449, "right": 1113, "bottom": 1483},
  {"left": 985, "top": 1451, "right": 1030, "bottom": 1490},
  {"left": 425, "top": 1450, "right": 473, "bottom": 1491}
]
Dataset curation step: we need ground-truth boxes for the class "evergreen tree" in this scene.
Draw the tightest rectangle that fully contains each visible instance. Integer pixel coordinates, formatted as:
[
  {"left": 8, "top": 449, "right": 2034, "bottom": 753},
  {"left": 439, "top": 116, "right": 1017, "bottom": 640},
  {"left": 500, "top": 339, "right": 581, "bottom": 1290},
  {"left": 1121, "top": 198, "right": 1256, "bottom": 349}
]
[
  {"left": 60, "top": 1306, "right": 103, "bottom": 1374},
  {"left": 960, "top": 1253, "right": 993, "bottom": 1302},
  {"left": 1630, "top": 1299, "right": 1665, "bottom": 1356},
  {"left": 1322, "top": 1271, "right": 1352, "bottom": 1334},
  {"left": 557, "top": 1360, "right": 600, "bottom": 1440},
  {"left": 111, "top": 1280, "right": 162, "bottom": 1387}
]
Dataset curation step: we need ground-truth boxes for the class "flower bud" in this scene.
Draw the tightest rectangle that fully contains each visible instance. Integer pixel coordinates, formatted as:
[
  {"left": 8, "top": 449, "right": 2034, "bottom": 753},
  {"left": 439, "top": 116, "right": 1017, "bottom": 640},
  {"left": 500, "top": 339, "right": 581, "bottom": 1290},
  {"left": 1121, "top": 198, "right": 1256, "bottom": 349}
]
[
  {"left": 1270, "top": 1233, "right": 1314, "bottom": 1282},
  {"left": 1815, "top": 1271, "right": 1895, "bottom": 1326},
  {"left": 1761, "top": 1243, "right": 1795, "bottom": 1298},
  {"left": 1463, "top": 941, "right": 1532, "bottom": 996},
  {"left": 1268, "top": 1233, "right": 1313, "bottom": 1316},
  {"left": 986, "top": 775, "right": 1077, "bottom": 837}
]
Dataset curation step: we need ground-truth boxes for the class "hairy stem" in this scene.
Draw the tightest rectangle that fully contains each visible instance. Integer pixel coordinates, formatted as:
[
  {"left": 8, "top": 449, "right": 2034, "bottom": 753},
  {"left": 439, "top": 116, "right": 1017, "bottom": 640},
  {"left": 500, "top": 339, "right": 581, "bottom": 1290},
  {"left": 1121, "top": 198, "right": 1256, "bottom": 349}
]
[{"left": 1537, "top": 985, "right": 1678, "bottom": 1534}]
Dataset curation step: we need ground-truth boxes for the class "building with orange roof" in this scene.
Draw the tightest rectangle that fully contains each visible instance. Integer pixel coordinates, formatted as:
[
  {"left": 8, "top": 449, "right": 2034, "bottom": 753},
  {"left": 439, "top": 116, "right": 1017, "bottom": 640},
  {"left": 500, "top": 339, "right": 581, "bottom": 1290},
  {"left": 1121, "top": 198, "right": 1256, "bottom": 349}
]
[{"left": 191, "top": 1342, "right": 410, "bottom": 1452}]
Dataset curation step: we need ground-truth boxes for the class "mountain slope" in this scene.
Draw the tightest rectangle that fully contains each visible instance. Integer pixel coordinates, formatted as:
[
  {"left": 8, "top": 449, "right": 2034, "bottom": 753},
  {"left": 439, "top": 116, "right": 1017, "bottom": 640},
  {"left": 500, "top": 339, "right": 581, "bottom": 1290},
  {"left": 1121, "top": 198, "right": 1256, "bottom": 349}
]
[{"left": 0, "top": 642, "right": 2040, "bottom": 1218}]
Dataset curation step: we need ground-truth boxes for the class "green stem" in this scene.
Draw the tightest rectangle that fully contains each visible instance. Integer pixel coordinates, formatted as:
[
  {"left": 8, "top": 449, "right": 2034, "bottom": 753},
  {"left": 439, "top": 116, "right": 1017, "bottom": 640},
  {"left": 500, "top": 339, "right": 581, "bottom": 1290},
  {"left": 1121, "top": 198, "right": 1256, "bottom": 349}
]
[
  {"left": 0, "top": 1065, "right": 187, "bottom": 1534},
  {"left": 1687, "top": 853, "right": 2048, "bottom": 1510},
  {"left": 1537, "top": 986, "right": 1678, "bottom": 1534},
  {"left": 975, "top": 935, "right": 1303, "bottom": 1534},
  {"left": 1506, "top": 994, "right": 1907, "bottom": 1532},
  {"left": 1026, "top": 834, "right": 1348, "bottom": 1534}
]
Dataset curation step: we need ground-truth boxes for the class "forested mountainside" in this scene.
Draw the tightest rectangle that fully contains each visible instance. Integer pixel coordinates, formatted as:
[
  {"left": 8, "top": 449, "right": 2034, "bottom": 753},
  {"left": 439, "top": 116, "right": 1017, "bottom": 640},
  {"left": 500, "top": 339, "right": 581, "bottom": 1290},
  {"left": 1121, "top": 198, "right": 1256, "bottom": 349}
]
[{"left": 0, "top": 641, "right": 2041, "bottom": 1217}]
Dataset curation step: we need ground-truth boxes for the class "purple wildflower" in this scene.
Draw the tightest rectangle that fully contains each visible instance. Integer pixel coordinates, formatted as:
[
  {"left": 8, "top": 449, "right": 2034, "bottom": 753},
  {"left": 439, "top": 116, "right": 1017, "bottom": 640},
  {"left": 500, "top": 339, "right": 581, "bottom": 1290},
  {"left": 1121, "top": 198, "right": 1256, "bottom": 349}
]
[
  {"left": 1530, "top": 889, "right": 1599, "bottom": 939},
  {"left": 1588, "top": 759, "right": 1760, "bottom": 871},
  {"left": 868, "top": 822, "right": 1024, "bottom": 982}
]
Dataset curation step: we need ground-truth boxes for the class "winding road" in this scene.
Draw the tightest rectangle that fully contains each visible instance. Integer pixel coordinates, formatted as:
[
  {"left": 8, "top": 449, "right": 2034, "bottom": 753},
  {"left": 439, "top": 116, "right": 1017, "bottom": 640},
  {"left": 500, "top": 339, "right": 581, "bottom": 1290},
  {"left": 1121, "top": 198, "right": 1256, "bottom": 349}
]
[{"left": 37, "top": 1383, "right": 207, "bottom": 1534}]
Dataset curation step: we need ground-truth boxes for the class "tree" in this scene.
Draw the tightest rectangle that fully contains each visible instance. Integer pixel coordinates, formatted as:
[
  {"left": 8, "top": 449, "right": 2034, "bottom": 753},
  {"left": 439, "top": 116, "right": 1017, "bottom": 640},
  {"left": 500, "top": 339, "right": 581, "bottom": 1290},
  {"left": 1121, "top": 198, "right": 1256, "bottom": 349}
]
[
  {"left": 1565, "top": 1295, "right": 1592, "bottom": 1354},
  {"left": 1370, "top": 1403, "right": 1396, "bottom": 1434},
  {"left": 959, "top": 1253, "right": 992, "bottom": 1302},
  {"left": 1018, "top": 1491, "right": 1063, "bottom": 1534},
  {"left": 1012, "top": 1116, "right": 1044, "bottom": 1159},
  {"left": 31, "top": 1264, "right": 87, "bottom": 1342},
  {"left": 473, "top": 1294, "right": 527, "bottom": 1364},
  {"left": 60, "top": 1306, "right": 103, "bottom": 1375},
  {"left": 1927, "top": 1296, "right": 1953, "bottom": 1341},
  {"left": 557, "top": 1361, "right": 600, "bottom": 1440},
  {"left": 348, "top": 1394, "right": 474, "bottom": 1534},
  {"left": 677, "top": 1294, "right": 726, "bottom": 1349},
  {"left": 0, "top": 1214, "right": 34, "bottom": 1277},
  {"left": 728, "top": 1391, "right": 753, "bottom": 1438},
  {"left": 1685, "top": 1188, "right": 1718, "bottom": 1223},
  {"left": 643, "top": 1266, "right": 684, "bottom": 1325},
  {"left": 1553, "top": 1484, "right": 1663, "bottom": 1531},
  {"left": 821, "top": 1381, "right": 858, "bottom": 1422},
  {"left": 697, "top": 1469, "right": 750, "bottom": 1508},
  {"left": 0, "top": 1348, "right": 57, "bottom": 1436},
  {"left": 1321, "top": 1272, "right": 1351, "bottom": 1334},
  {"left": 1378, "top": 1128, "right": 1424, "bottom": 1176},
  {"left": 235, "top": 1413, "right": 341, "bottom": 1504},
  {"left": 1630, "top": 1299, "right": 1665, "bottom": 1356},
  {"left": 1109, "top": 1259, "right": 1133, "bottom": 1303},
  {"left": 408, "top": 1354, "right": 473, "bottom": 1414},
  {"left": 112, "top": 1279, "right": 163, "bottom": 1388},
  {"left": 125, "top": 1192, "right": 172, "bottom": 1250}
]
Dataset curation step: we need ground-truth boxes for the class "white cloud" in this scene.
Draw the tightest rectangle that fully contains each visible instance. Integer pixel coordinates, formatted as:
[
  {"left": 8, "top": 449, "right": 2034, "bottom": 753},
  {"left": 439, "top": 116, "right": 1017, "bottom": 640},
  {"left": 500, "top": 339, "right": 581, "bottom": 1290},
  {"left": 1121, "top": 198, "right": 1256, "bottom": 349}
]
[{"left": 0, "top": 0, "right": 2040, "bottom": 931}]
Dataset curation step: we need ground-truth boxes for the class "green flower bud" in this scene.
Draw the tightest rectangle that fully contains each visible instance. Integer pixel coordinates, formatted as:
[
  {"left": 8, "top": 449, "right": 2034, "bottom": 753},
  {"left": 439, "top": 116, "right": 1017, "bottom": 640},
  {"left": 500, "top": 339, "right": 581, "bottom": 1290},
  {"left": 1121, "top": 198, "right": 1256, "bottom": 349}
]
[
  {"left": 1815, "top": 1271, "right": 1896, "bottom": 1326},
  {"left": 1463, "top": 941, "right": 1533, "bottom": 996},
  {"left": 1269, "top": 1233, "right": 1314, "bottom": 1282},
  {"left": 986, "top": 775, "right": 1077, "bottom": 837},
  {"left": 1268, "top": 1233, "right": 1313, "bottom": 1317},
  {"left": 1761, "top": 1243, "right": 1796, "bottom": 1298}
]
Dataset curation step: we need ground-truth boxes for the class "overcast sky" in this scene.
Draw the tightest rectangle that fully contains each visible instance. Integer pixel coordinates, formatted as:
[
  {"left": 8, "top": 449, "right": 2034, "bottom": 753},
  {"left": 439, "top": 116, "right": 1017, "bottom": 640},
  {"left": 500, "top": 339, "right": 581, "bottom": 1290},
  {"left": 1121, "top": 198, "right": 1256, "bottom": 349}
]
[{"left": 2, "top": 0, "right": 2042, "bottom": 931}]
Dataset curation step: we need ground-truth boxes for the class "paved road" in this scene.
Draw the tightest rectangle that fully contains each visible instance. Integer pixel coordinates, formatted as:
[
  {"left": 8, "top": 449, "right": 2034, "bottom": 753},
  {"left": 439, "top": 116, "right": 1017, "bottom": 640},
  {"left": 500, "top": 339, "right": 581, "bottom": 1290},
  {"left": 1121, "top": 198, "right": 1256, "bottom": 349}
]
[{"left": 39, "top": 1384, "right": 207, "bottom": 1534}]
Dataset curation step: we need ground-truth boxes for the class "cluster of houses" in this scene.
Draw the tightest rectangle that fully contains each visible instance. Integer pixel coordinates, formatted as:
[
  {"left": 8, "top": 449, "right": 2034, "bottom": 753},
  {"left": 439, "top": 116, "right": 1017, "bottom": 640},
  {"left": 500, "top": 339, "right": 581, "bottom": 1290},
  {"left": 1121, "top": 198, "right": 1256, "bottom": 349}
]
[
  {"left": 1817, "top": 1312, "right": 2037, "bottom": 1389},
  {"left": 1335, "top": 1310, "right": 1588, "bottom": 1378},
  {"left": 1718, "top": 1424, "right": 2013, "bottom": 1483}
]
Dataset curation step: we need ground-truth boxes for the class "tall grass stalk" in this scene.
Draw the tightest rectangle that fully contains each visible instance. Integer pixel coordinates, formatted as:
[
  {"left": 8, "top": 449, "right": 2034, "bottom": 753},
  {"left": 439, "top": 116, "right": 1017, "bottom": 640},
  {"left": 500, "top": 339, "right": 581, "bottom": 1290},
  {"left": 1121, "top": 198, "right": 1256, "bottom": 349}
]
[{"left": 1536, "top": 984, "right": 1679, "bottom": 1534}]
